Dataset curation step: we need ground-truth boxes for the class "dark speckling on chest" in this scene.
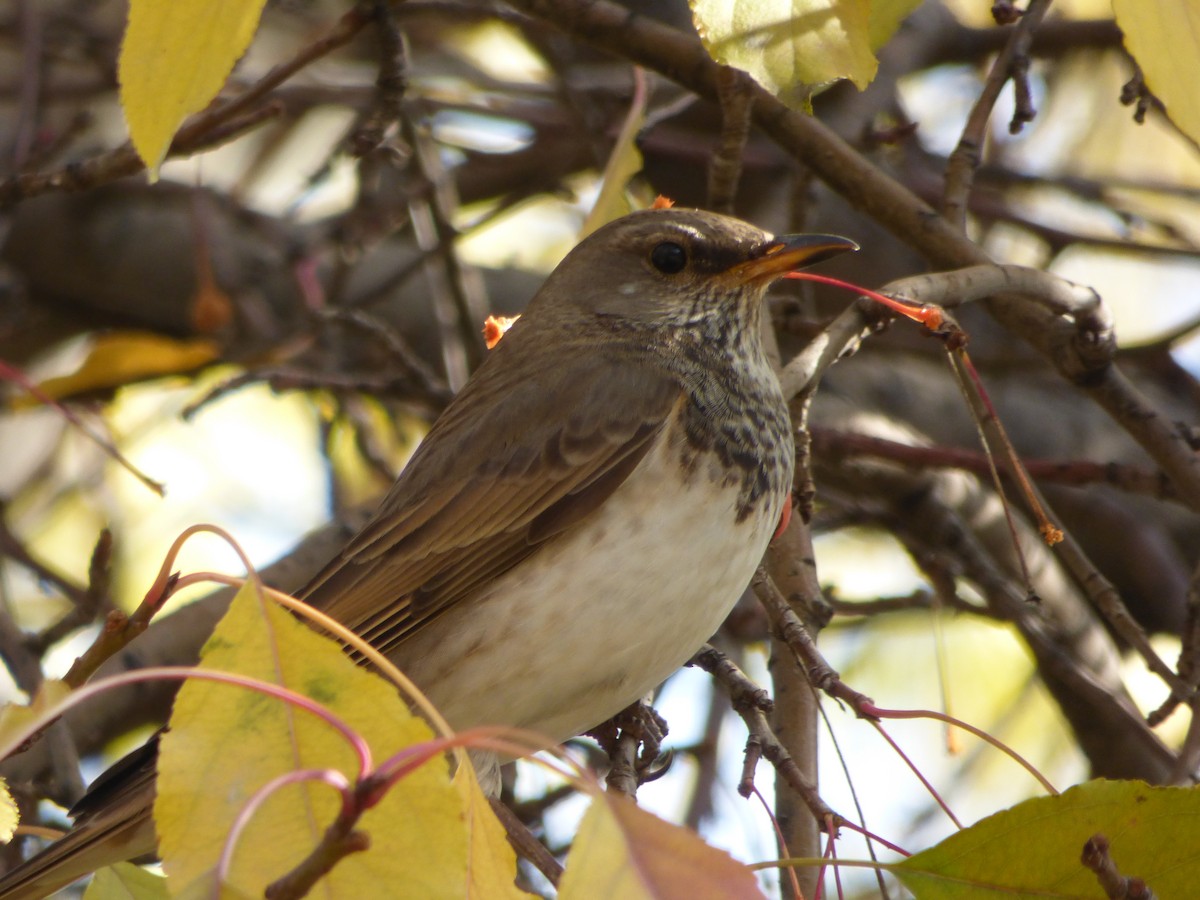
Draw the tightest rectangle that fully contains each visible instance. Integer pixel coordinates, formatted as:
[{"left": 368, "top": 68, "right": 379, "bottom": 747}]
[{"left": 669, "top": 317, "right": 793, "bottom": 521}]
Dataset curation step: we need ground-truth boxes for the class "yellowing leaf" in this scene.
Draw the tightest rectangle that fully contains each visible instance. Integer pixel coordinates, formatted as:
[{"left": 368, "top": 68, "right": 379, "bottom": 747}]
[
  {"left": 559, "top": 792, "right": 765, "bottom": 900},
  {"left": 83, "top": 862, "right": 169, "bottom": 900},
  {"left": 868, "top": 0, "right": 924, "bottom": 51},
  {"left": 1113, "top": 0, "right": 1200, "bottom": 149},
  {"left": 10, "top": 332, "right": 218, "bottom": 410},
  {"left": 896, "top": 779, "right": 1200, "bottom": 898},
  {"left": 454, "top": 766, "right": 529, "bottom": 898},
  {"left": 0, "top": 778, "right": 16, "bottom": 845},
  {"left": 119, "top": 0, "right": 269, "bottom": 173},
  {"left": 691, "top": 0, "right": 921, "bottom": 107},
  {"left": 156, "top": 581, "right": 470, "bottom": 897},
  {"left": 0, "top": 680, "right": 72, "bottom": 761},
  {"left": 692, "top": 0, "right": 874, "bottom": 108},
  {"left": 580, "top": 74, "right": 649, "bottom": 238}
]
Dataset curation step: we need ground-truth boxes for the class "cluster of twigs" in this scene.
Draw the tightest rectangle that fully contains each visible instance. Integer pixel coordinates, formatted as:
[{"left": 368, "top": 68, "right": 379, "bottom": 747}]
[{"left": 3, "top": 1, "right": 1200, "bottom": 897}]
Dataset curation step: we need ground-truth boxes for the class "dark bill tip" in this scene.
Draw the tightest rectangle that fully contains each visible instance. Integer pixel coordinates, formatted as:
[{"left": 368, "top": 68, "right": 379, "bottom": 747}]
[
  {"left": 730, "top": 233, "right": 859, "bottom": 283},
  {"left": 766, "top": 233, "right": 860, "bottom": 267}
]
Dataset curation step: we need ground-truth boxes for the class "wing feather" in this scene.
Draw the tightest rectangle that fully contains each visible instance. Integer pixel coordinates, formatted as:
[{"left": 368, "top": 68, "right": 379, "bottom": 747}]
[{"left": 300, "top": 334, "right": 683, "bottom": 656}]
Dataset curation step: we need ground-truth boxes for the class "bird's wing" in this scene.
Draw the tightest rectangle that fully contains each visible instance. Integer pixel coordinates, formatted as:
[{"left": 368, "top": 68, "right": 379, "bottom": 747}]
[
  {"left": 0, "top": 738, "right": 159, "bottom": 900},
  {"left": 300, "top": 339, "right": 683, "bottom": 658}
]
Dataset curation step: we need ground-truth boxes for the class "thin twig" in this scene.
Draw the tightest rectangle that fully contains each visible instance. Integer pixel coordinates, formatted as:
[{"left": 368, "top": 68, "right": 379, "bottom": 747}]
[
  {"left": 264, "top": 803, "right": 370, "bottom": 899},
  {"left": 1080, "top": 834, "right": 1156, "bottom": 900},
  {"left": 0, "top": 510, "right": 90, "bottom": 611},
  {"left": 707, "top": 65, "right": 753, "bottom": 214},
  {"left": 751, "top": 567, "right": 873, "bottom": 713},
  {"left": 489, "top": 797, "right": 564, "bottom": 887},
  {"left": 811, "top": 429, "right": 1180, "bottom": 502},
  {"left": 30, "top": 528, "right": 113, "bottom": 655},
  {"left": 942, "top": 0, "right": 1053, "bottom": 229},
  {"left": 402, "top": 121, "right": 486, "bottom": 389},
  {"left": 502, "top": 0, "right": 1200, "bottom": 512},
  {"left": 690, "top": 645, "right": 834, "bottom": 823},
  {"left": 351, "top": 0, "right": 409, "bottom": 157},
  {"left": 0, "top": 4, "right": 371, "bottom": 206}
]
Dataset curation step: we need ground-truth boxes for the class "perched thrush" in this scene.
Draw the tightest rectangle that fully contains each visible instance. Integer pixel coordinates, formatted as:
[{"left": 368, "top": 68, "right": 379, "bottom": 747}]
[{"left": 0, "top": 208, "right": 855, "bottom": 898}]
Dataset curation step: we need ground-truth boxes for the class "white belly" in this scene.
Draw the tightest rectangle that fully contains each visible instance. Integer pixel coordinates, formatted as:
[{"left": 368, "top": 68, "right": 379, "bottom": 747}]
[{"left": 400, "top": 431, "right": 783, "bottom": 743}]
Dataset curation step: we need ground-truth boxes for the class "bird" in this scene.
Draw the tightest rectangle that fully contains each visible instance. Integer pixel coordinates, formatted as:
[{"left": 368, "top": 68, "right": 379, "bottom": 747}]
[{"left": 0, "top": 207, "right": 856, "bottom": 898}]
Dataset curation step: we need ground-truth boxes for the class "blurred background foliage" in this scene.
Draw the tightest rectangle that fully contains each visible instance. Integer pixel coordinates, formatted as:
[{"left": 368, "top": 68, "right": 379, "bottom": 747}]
[{"left": 3, "top": 0, "right": 1200, "bottom": 895}]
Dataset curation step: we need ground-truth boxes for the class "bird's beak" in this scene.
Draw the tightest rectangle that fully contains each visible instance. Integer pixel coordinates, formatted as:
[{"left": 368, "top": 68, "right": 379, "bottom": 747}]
[{"left": 729, "top": 233, "right": 859, "bottom": 283}]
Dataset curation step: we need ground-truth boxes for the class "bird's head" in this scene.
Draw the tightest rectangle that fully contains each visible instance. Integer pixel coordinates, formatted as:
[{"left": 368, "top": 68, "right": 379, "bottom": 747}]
[{"left": 531, "top": 208, "right": 858, "bottom": 329}]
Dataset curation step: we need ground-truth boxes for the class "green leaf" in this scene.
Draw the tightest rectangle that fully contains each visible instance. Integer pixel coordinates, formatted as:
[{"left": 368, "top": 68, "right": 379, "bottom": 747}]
[
  {"left": 119, "top": 0, "right": 270, "bottom": 174},
  {"left": 83, "top": 863, "right": 169, "bottom": 900},
  {"left": 896, "top": 780, "right": 1200, "bottom": 898},
  {"left": 1112, "top": 0, "right": 1200, "bottom": 148}
]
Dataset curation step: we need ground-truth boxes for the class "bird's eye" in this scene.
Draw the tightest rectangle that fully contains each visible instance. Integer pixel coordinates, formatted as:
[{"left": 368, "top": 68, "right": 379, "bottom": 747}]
[{"left": 650, "top": 241, "right": 687, "bottom": 274}]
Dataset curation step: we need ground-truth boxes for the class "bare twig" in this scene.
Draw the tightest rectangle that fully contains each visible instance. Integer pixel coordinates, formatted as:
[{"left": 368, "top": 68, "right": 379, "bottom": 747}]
[
  {"left": 683, "top": 648, "right": 735, "bottom": 829},
  {"left": 0, "top": 4, "right": 371, "bottom": 206},
  {"left": 848, "top": 452, "right": 1178, "bottom": 780},
  {"left": 942, "top": 0, "right": 1053, "bottom": 228},
  {"left": 264, "top": 803, "right": 370, "bottom": 900},
  {"left": 318, "top": 308, "right": 450, "bottom": 400},
  {"left": 0, "top": 510, "right": 90, "bottom": 611},
  {"left": 351, "top": 0, "right": 409, "bottom": 157},
  {"left": 1081, "top": 834, "right": 1156, "bottom": 900},
  {"left": 690, "top": 644, "right": 833, "bottom": 823},
  {"left": 1154, "top": 556, "right": 1200, "bottom": 759},
  {"left": 707, "top": 66, "right": 753, "bottom": 215},
  {"left": 402, "top": 121, "right": 487, "bottom": 389},
  {"left": 488, "top": 796, "right": 563, "bottom": 887},
  {"left": 751, "top": 567, "right": 872, "bottom": 714},
  {"left": 30, "top": 528, "right": 113, "bottom": 655},
  {"left": 811, "top": 429, "right": 1180, "bottom": 502}
]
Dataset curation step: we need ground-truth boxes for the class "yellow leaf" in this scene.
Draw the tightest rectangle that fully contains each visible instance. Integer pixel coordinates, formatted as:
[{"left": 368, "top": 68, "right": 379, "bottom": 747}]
[
  {"left": 83, "top": 862, "right": 168, "bottom": 900},
  {"left": 119, "top": 0, "right": 269, "bottom": 174},
  {"left": 0, "top": 680, "right": 72, "bottom": 762},
  {"left": 10, "top": 332, "right": 218, "bottom": 410},
  {"left": 1113, "top": 0, "right": 1200, "bottom": 149},
  {"left": 868, "top": 0, "right": 924, "bottom": 51},
  {"left": 580, "top": 74, "right": 649, "bottom": 238},
  {"left": 0, "top": 778, "right": 16, "bottom": 845},
  {"left": 155, "top": 581, "right": 470, "bottom": 897},
  {"left": 690, "top": 0, "right": 921, "bottom": 107},
  {"left": 559, "top": 792, "right": 765, "bottom": 900},
  {"left": 453, "top": 766, "right": 530, "bottom": 898},
  {"left": 692, "top": 0, "right": 877, "bottom": 108}
]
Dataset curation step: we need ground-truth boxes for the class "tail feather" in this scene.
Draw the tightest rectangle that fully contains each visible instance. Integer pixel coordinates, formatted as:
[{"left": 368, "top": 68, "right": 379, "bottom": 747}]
[
  {"left": 0, "top": 804, "right": 155, "bottom": 900},
  {"left": 0, "top": 739, "right": 159, "bottom": 900}
]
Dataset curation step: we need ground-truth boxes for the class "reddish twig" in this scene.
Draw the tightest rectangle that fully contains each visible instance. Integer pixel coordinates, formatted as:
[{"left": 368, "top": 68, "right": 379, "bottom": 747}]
[{"left": 810, "top": 429, "right": 1181, "bottom": 502}]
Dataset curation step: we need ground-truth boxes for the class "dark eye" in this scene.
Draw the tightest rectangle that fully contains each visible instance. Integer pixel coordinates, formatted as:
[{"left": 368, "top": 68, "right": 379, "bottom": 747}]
[{"left": 650, "top": 241, "right": 687, "bottom": 274}]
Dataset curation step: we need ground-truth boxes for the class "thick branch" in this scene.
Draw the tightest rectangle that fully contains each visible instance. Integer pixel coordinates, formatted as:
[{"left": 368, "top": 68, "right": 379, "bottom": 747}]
[{"left": 504, "top": 0, "right": 1200, "bottom": 511}]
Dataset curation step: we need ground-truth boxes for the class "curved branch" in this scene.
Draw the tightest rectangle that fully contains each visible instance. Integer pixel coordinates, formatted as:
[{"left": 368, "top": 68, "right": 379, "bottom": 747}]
[{"left": 505, "top": 0, "right": 1200, "bottom": 511}]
